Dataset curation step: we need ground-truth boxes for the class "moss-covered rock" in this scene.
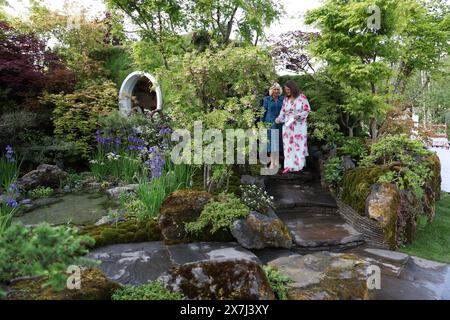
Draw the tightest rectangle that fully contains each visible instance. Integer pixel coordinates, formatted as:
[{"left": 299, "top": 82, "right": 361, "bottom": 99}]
[
  {"left": 423, "top": 153, "right": 441, "bottom": 222},
  {"left": 340, "top": 166, "right": 389, "bottom": 214},
  {"left": 158, "top": 190, "right": 233, "bottom": 244},
  {"left": 365, "top": 183, "right": 400, "bottom": 249},
  {"left": 268, "top": 252, "right": 371, "bottom": 300},
  {"left": 159, "top": 259, "right": 275, "bottom": 300},
  {"left": 81, "top": 219, "right": 161, "bottom": 249},
  {"left": 6, "top": 268, "right": 121, "bottom": 300},
  {"left": 231, "top": 211, "right": 292, "bottom": 249}
]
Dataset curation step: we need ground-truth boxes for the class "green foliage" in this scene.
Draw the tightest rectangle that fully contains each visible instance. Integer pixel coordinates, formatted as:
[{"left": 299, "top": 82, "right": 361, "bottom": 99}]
[
  {"left": 0, "top": 223, "right": 96, "bottom": 291},
  {"left": 305, "top": 0, "right": 450, "bottom": 140},
  {"left": 134, "top": 162, "right": 195, "bottom": 221},
  {"left": 44, "top": 81, "right": 118, "bottom": 159},
  {"left": 361, "top": 135, "right": 434, "bottom": 198},
  {"left": 161, "top": 46, "right": 276, "bottom": 131},
  {"left": 0, "top": 148, "right": 20, "bottom": 191},
  {"left": 27, "top": 186, "right": 54, "bottom": 199},
  {"left": 62, "top": 172, "right": 85, "bottom": 192},
  {"left": 185, "top": 193, "right": 250, "bottom": 235},
  {"left": 323, "top": 157, "right": 344, "bottom": 188},
  {"left": 240, "top": 184, "right": 274, "bottom": 213},
  {"left": 91, "top": 46, "right": 135, "bottom": 88},
  {"left": 338, "top": 137, "right": 368, "bottom": 163},
  {"left": 263, "top": 265, "right": 292, "bottom": 300},
  {"left": 90, "top": 149, "right": 143, "bottom": 184},
  {"left": 111, "top": 281, "right": 185, "bottom": 300},
  {"left": 0, "top": 197, "right": 19, "bottom": 236},
  {"left": 99, "top": 111, "right": 170, "bottom": 152},
  {"left": 23, "top": 4, "right": 112, "bottom": 88},
  {"left": 118, "top": 192, "right": 147, "bottom": 220}
]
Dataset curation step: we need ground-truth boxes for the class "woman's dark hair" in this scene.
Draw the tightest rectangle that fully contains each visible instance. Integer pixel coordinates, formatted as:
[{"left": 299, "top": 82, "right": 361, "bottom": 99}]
[{"left": 284, "top": 80, "right": 302, "bottom": 98}]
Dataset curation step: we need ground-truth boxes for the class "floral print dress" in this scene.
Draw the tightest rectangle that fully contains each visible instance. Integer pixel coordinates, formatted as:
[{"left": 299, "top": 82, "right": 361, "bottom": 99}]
[{"left": 277, "top": 94, "right": 311, "bottom": 172}]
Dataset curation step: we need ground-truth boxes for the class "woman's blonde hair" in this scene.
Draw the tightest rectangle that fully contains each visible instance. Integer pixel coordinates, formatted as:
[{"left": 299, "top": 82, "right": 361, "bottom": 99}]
[{"left": 269, "top": 83, "right": 283, "bottom": 96}]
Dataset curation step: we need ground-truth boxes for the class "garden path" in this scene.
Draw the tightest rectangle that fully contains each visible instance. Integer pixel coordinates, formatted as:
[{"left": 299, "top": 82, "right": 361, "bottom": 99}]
[
  {"left": 265, "top": 172, "right": 365, "bottom": 252},
  {"left": 430, "top": 147, "right": 450, "bottom": 193}
]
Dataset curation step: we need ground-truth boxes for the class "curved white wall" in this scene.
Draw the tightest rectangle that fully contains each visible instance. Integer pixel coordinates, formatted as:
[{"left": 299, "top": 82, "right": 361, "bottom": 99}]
[{"left": 118, "top": 71, "right": 163, "bottom": 114}]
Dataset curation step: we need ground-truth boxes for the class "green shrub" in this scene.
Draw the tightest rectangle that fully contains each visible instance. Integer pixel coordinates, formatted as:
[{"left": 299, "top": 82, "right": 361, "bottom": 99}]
[
  {"left": 240, "top": 184, "right": 274, "bottom": 213},
  {"left": 98, "top": 111, "right": 171, "bottom": 153},
  {"left": 111, "top": 281, "right": 185, "bottom": 300},
  {"left": 338, "top": 137, "right": 368, "bottom": 163},
  {"left": 43, "top": 81, "right": 118, "bottom": 159},
  {"left": 62, "top": 172, "right": 85, "bottom": 191},
  {"left": 263, "top": 265, "right": 292, "bottom": 300},
  {"left": 0, "top": 223, "right": 97, "bottom": 293},
  {"left": 27, "top": 186, "right": 54, "bottom": 199},
  {"left": 185, "top": 193, "right": 250, "bottom": 235},
  {"left": 361, "top": 135, "right": 434, "bottom": 199},
  {"left": 323, "top": 157, "right": 344, "bottom": 188},
  {"left": 119, "top": 192, "right": 147, "bottom": 219}
]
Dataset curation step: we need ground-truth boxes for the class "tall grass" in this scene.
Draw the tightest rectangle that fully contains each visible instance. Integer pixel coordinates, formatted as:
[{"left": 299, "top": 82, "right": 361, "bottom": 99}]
[
  {"left": 0, "top": 199, "right": 18, "bottom": 235},
  {"left": 90, "top": 148, "right": 144, "bottom": 183},
  {"left": 0, "top": 147, "right": 20, "bottom": 191},
  {"left": 135, "top": 162, "right": 196, "bottom": 220}
]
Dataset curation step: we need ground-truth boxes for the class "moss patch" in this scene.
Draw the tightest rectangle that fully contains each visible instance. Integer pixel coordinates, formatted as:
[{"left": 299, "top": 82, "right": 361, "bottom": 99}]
[
  {"left": 7, "top": 268, "right": 120, "bottom": 300},
  {"left": 81, "top": 219, "right": 161, "bottom": 249},
  {"left": 340, "top": 166, "right": 389, "bottom": 214}
]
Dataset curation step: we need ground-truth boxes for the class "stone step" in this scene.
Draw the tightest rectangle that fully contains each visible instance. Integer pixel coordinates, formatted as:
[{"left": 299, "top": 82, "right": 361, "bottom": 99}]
[
  {"left": 349, "top": 247, "right": 410, "bottom": 277},
  {"left": 267, "top": 180, "right": 338, "bottom": 211},
  {"left": 277, "top": 211, "right": 365, "bottom": 251}
]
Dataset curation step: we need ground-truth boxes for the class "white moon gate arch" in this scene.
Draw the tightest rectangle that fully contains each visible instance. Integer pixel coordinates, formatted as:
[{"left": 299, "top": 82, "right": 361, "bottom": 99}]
[{"left": 119, "top": 71, "right": 163, "bottom": 114}]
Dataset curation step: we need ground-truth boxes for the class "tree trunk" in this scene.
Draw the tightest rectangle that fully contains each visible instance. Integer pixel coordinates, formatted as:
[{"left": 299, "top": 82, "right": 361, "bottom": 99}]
[{"left": 370, "top": 118, "right": 378, "bottom": 143}]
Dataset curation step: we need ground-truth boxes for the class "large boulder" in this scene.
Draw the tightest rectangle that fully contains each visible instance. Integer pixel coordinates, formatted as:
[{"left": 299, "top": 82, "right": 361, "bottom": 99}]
[
  {"left": 18, "top": 164, "right": 67, "bottom": 191},
  {"left": 159, "top": 259, "right": 275, "bottom": 300},
  {"left": 158, "top": 190, "right": 233, "bottom": 244},
  {"left": 268, "top": 252, "right": 371, "bottom": 300},
  {"left": 6, "top": 268, "right": 120, "bottom": 300},
  {"left": 365, "top": 183, "right": 421, "bottom": 249},
  {"left": 365, "top": 183, "right": 400, "bottom": 249},
  {"left": 231, "top": 210, "right": 292, "bottom": 249}
]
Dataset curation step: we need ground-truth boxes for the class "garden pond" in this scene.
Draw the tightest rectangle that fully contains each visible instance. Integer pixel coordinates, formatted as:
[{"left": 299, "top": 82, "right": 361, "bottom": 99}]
[{"left": 13, "top": 191, "right": 117, "bottom": 226}]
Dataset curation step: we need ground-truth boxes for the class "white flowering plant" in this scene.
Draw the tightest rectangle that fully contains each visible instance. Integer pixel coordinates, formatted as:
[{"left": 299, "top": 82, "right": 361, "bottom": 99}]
[{"left": 239, "top": 184, "right": 274, "bottom": 214}]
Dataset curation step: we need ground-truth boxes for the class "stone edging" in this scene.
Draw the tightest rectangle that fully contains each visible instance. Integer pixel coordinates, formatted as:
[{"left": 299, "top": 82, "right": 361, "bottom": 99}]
[{"left": 336, "top": 199, "right": 389, "bottom": 249}]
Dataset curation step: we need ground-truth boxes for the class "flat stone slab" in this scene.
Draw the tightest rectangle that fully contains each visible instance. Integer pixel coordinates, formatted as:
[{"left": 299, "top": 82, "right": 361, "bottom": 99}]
[
  {"left": 267, "top": 251, "right": 371, "bottom": 300},
  {"left": 279, "top": 211, "right": 364, "bottom": 249},
  {"left": 89, "top": 242, "right": 261, "bottom": 285},
  {"left": 369, "top": 255, "right": 450, "bottom": 300}
]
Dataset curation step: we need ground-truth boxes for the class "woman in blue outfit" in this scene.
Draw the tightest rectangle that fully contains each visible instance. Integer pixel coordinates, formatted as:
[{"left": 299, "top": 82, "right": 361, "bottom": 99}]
[{"left": 262, "top": 83, "right": 284, "bottom": 170}]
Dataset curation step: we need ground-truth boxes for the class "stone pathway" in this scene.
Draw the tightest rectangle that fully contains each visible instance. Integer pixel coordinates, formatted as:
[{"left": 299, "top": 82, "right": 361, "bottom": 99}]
[
  {"left": 90, "top": 171, "right": 450, "bottom": 300},
  {"left": 89, "top": 242, "right": 260, "bottom": 285},
  {"left": 265, "top": 173, "right": 364, "bottom": 252}
]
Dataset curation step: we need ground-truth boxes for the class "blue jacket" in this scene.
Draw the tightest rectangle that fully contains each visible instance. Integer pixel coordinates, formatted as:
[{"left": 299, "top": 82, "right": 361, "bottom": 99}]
[{"left": 262, "top": 95, "right": 284, "bottom": 125}]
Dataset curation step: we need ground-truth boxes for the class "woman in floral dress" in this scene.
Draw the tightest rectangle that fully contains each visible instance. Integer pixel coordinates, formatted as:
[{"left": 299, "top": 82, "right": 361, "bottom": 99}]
[{"left": 275, "top": 80, "right": 311, "bottom": 174}]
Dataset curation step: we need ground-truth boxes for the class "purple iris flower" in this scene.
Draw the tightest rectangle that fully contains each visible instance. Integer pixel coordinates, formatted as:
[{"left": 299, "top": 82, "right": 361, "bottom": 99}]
[
  {"left": 4, "top": 145, "right": 16, "bottom": 163},
  {"left": 6, "top": 198, "right": 18, "bottom": 209},
  {"left": 159, "top": 127, "right": 173, "bottom": 135},
  {"left": 8, "top": 182, "right": 20, "bottom": 194}
]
